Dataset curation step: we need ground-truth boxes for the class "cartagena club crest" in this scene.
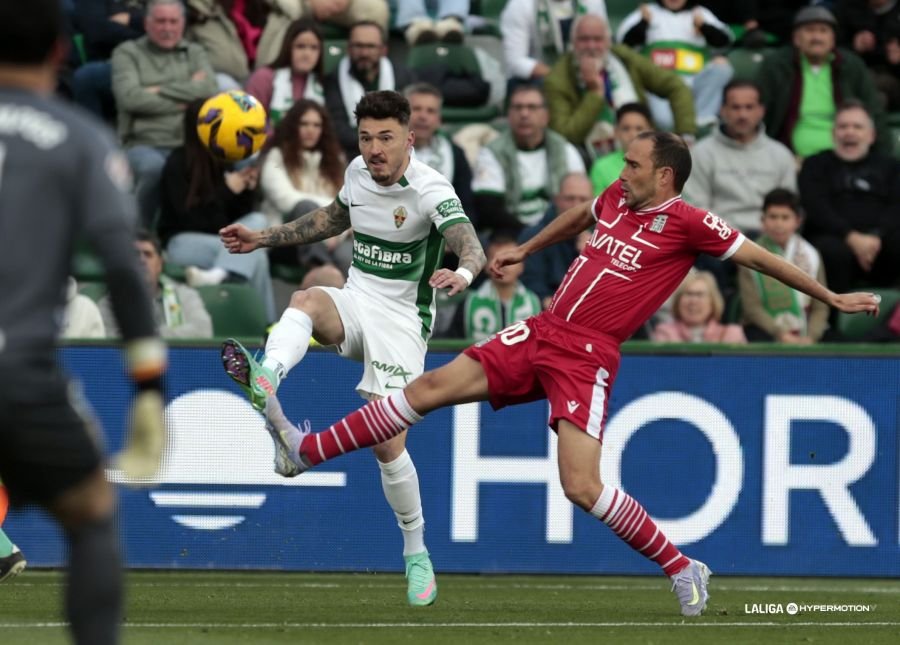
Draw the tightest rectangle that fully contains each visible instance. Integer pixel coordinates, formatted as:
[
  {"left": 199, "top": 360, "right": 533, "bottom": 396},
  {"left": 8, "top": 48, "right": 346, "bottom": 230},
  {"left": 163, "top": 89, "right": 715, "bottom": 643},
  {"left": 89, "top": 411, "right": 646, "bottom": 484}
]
[{"left": 393, "top": 206, "right": 407, "bottom": 228}]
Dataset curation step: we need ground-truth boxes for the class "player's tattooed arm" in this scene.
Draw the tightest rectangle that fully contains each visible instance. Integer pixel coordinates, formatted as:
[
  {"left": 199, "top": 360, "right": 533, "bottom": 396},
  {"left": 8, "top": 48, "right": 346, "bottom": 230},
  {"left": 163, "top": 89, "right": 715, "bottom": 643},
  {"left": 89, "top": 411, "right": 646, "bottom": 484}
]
[
  {"left": 442, "top": 221, "right": 487, "bottom": 276},
  {"left": 258, "top": 200, "right": 351, "bottom": 247}
]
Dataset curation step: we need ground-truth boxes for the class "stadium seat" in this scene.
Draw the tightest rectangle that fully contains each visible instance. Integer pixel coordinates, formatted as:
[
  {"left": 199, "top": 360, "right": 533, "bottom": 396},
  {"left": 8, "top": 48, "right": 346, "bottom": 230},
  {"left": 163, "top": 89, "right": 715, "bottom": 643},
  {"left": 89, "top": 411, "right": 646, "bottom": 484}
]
[
  {"left": 77, "top": 281, "right": 107, "bottom": 302},
  {"left": 323, "top": 40, "right": 346, "bottom": 76},
  {"left": 195, "top": 284, "right": 269, "bottom": 339},
  {"left": 470, "top": 0, "right": 506, "bottom": 37},
  {"left": 836, "top": 287, "right": 900, "bottom": 341},
  {"left": 270, "top": 262, "right": 307, "bottom": 285},
  {"left": 406, "top": 44, "right": 501, "bottom": 122},
  {"left": 727, "top": 47, "right": 773, "bottom": 81},
  {"left": 72, "top": 245, "right": 105, "bottom": 281}
]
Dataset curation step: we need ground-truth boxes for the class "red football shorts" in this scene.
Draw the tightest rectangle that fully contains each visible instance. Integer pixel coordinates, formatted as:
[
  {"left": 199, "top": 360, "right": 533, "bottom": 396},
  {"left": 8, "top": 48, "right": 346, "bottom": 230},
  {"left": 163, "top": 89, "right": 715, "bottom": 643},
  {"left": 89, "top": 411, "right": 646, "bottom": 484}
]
[{"left": 463, "top": 311, "right": 621, "bottom": 441}]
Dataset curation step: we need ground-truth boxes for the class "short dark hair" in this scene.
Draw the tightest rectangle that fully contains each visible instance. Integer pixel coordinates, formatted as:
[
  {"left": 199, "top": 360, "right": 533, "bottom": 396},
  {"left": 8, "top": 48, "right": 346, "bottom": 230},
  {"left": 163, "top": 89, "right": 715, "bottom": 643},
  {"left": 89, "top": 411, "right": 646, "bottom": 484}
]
[
  {"left": 0, "top": 0, "right": 63, "bottom": 65},
  {"left": 487, "top": 231, "right": 520, "bottom": 248},
  {"left": 722, "top": 79, "right": 762, "bottom": 105},
  {"left": 349, "top": 20, "right": 386, "bottom": 44},
  {"left": 762, "top": 188, "right": 802, "bottom": 216},
  {"left": 635, "top": 131, "right": 692, "bottom": 191},
  {"left": 354, "top": 90, "right": 410, "bottom": 126},
  {"left": 404, "top": 82, "right": 443, "bottom": 103},
  {"left": 835, "top": 98, "right": 874, "bottom": 126},
  {"left": 507, "top": 83, "right": 546, "bottom": 110},
  {"left": 615, "top": 102, "right": 653, "bottom": 125},
  {"left": 135, "top": 229, "right": 163, "bottom": 256}
]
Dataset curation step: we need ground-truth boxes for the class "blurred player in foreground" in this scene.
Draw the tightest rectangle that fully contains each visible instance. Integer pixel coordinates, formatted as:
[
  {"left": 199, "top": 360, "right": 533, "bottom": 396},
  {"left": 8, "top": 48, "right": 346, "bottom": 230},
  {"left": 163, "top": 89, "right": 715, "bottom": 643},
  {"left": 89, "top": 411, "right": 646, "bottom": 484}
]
[
  {"left": 262, "top": 131, "right": 881, "bottom": 616},
  {"left": 0, "top": 2, "right": 167, "bottom": 642}
]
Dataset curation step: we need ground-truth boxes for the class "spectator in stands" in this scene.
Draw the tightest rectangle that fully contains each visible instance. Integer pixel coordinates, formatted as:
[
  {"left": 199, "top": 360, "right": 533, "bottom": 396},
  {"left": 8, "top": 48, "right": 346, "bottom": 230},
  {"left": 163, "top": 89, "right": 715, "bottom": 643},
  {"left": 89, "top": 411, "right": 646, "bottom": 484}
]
[
  {"left": 157, "top": 100, "right": 276, "bottom": 320},
  {"left": 703, "top": 0, "right": 809, "bottom": 47},
  {"left": 186, "top": 0, "right": 269, "bottom": 89},
  {"left": 397, "top": 0, "right": 467, "bottom": 46},
  {"left": 324, "top": 21, "right": 414, "bottom": 160},
  {"left": 501, "top": 0, "right": 608, "bottom": 83},
  {"left": 544, "top": 14, "right": 696, "bottom": 159},
  {"left": 245, "top": 19, "right": 324, "bottom": 124},
  {"left": 100, "top": 230, "right": 214, "bottom": 338},
  {"left": 256, "top": 0, "right": 390, "bottom": 68},
  {"left": 617, "top": 0, "right": 733, "bottom": 130},
  {"left": 405, "top": 83, "right": 476, "bottom": 222},
  {"left": 111, "top": 0, "right": 218, "bottom": 227},
  {"left": 450, "top": 232, "right": 542, "bottom": 340},
  {"left": 799, "top": 100, "right": 900, "bottom": 297},
  {"left": 652, "top": 271, "right": 747, "bottom": 343},
  {"left": 519, "top": 172, "right": 594, "bottom": 308},
  {"left": 259, "top": 99, "right": 350, "bottom": 272},
  {"left": 738, "top": 189, "right": 829, "bottom": 344},
  {"left": 72, "top": 0, "right": 147, "bottom": 122},
  {"left": 62, "top": 278, "right": 107, "bottom": 339},
  {"left": 835, "top": 0, "right": 900, "bottom": 111},
  {"left": 756, "top": 5, "right": 891, "bottom": 158},
  {"left": 683, "top": 80, "right": 796, "bottom": 236},
  {"left": 589, "top": 102, "right": 653, "bottom": 195},
  {"left": 473, "top": 84, "right": 586, "bottom": 231}
]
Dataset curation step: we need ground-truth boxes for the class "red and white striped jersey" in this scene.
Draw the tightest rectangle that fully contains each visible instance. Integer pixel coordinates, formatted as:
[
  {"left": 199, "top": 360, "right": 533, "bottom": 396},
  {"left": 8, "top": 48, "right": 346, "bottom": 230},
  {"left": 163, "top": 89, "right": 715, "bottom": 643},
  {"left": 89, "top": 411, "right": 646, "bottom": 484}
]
[{"left": 549, "top": 180, "right": 745, "bottom": 341}]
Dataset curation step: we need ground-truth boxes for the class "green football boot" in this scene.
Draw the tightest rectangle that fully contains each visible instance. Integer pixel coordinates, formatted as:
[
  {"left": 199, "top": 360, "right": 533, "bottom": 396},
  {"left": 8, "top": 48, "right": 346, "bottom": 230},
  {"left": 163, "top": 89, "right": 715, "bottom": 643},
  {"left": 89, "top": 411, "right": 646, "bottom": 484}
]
[
  {"left": 221, "top": 338, "right": 278, "bottom": 411},
  {"left": 404, "top": 551, "right": 437, "bottom": 607}
]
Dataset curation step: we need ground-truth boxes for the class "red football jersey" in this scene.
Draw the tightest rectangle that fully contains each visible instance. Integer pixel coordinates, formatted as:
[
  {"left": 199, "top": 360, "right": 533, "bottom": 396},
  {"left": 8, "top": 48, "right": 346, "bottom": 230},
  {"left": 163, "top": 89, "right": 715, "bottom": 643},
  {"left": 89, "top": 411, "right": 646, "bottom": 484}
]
[{"left": 549, "top": 180, "right": 745, "bottom": 341}]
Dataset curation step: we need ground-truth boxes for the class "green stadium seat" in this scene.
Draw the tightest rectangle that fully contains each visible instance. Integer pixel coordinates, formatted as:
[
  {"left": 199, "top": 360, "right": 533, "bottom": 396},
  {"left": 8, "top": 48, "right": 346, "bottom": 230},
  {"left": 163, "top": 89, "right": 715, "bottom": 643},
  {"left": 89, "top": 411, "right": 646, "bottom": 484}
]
[
  {"left": 72, "top": 246, "right": 105, "bottom": 281},
  {"left": 836, "top": 288, "right": 900, "bottom": 341},
  {"left": 195, "top": 284, "right": 269, "bottom": 339},
  {"left": 323, "top": 40, "right": 346, "bottom": 76},
  {"left": 77, "top": 281, "right": 107, "bottom": 303},
  {"left": 406, "top": 43, "right": 501, "bottom": 123},
  {"left": 726, "top": 47, "right": 773, "bottom": 81},
  {"left": 270, "top": 262, "right": 307, "bottom": 285},
  {"left": 471, "top": 0, "right": 507, "bottom": 37}
]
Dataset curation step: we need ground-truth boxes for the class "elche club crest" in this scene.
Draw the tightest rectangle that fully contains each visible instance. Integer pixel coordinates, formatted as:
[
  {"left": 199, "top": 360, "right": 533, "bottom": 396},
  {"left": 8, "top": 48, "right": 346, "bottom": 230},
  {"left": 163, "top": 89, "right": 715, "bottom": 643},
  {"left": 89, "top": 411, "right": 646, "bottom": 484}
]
[{"left": 393, "top": 206, "right": 407, "bottom": 228}]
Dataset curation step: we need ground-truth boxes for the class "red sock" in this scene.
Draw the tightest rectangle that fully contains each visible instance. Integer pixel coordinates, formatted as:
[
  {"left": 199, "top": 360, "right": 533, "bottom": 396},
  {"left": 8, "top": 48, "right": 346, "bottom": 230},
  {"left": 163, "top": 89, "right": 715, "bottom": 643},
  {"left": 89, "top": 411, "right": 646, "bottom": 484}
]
[
  {"left": 299, "top": 392, "right": 423, "bottom": 466},
  {"left": 590, "top": 486, "right": 690, "bottom": 577},
  {"left": 0, "top": 485, "right": 8, "bottom": 526}
]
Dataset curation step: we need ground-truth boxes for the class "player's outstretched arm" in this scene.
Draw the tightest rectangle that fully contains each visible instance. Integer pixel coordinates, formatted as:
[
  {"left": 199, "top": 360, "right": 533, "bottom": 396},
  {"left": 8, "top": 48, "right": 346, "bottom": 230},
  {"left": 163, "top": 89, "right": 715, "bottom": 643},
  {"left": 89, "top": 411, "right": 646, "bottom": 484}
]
[
  {"left": 731, "top": 239, "right": 881, "bottom": 315},
  {"left": 489, "top": 201, "right": 594, "bottom": 278},
  {"left": 430, "top": 221, "right": 487, "bottom": 296},
  {"left": 221, "top": 200, "right": 351, "bottom": 252}
]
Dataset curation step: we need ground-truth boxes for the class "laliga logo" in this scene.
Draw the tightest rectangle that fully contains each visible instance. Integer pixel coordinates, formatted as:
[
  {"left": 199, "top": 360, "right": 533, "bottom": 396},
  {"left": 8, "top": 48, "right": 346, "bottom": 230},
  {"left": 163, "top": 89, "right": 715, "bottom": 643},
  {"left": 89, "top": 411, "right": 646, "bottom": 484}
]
[{"left": 108, "top": 389, "right": 345, "bottom": 530}]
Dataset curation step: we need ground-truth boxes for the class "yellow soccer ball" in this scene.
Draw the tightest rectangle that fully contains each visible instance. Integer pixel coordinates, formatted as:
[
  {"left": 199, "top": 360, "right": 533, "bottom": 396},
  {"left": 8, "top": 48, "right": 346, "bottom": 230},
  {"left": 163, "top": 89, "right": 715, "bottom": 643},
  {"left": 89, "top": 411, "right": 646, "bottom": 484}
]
[{"left": 196, "top": 90, "right": 268, "bottom": 162}]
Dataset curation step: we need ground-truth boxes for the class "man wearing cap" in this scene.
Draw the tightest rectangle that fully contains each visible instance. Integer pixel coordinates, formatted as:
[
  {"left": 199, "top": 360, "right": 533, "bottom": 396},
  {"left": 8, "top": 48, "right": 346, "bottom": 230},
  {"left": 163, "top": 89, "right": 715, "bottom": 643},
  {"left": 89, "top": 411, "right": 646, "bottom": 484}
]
[{"left": 756, "top": 5, "right": 891, "bottom": 158}]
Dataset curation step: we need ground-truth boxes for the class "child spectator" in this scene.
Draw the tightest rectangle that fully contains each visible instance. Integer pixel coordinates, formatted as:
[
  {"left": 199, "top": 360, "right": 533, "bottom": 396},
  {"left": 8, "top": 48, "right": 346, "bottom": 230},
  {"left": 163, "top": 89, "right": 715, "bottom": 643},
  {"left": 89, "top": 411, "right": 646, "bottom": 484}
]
[
  {"left": 452, "top": 232, "right": 542, "bottom": 340},
  {"left": 652, "top": 270, "right": 747, "bottom": 343},
  {"left": 589, "top": 102, "right": 653, "bottom": 195},
  {"left": 245, "top": 18, "right": 324, "bottom": 124},
  {"left": 738, "top": 189, "right": 829, "bottom": 344},
  {"left": 617, "top": 0, "right": 733, "bottom": 129}
]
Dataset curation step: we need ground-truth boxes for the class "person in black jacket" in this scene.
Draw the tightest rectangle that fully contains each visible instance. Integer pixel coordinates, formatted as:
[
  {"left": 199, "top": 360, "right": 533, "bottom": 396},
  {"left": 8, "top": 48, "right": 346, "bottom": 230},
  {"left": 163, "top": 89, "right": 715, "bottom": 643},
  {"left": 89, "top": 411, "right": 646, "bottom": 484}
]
[
  {"left": 800, "top": 100, "right": 900, "bottom": 295},
  {"left": 72, "top": 0, "right": 147, "bottom": 121},
  {"left": 157, "top": 99, "right": 276, "bottom": 319}
]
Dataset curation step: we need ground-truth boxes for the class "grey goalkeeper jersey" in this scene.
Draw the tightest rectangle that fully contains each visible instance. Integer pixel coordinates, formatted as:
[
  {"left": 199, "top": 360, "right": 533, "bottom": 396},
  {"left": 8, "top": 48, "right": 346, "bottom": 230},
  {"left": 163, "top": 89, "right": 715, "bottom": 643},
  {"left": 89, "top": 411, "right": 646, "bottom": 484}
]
[{"left": 0, "top": 88, "right": 157, "bottom": 358}]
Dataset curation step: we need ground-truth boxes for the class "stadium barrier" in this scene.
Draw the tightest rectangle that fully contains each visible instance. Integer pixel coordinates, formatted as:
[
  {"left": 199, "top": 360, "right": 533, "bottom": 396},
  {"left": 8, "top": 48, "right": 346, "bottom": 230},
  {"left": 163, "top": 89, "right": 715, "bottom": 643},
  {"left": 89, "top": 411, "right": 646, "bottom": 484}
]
[{"left": 10, "top": 344, "right": 899, "bottom": 577}]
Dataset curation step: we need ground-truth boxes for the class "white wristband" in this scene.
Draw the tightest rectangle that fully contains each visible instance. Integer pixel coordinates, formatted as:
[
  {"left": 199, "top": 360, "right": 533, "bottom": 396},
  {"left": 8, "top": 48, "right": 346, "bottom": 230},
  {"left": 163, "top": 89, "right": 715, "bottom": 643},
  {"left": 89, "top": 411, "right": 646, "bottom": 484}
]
[{"left": 454, "top": 267, "right": 474, "bottom": 286}]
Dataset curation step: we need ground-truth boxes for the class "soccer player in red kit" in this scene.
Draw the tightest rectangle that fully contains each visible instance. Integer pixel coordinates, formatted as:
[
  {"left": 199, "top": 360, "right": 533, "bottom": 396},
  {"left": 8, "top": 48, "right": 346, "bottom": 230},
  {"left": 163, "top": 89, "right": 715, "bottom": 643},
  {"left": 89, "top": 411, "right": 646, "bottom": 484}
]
[{"left": 260, "top": 131, "right": 881, "bottom": 616}]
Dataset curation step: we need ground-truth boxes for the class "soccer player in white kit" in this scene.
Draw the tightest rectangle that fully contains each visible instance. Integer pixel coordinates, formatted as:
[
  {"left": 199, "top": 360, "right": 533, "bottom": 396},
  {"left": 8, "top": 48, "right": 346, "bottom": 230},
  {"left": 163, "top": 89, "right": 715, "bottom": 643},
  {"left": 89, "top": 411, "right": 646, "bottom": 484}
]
[{"left": 219, "top": 90, "right": 486, "bottom": 606}]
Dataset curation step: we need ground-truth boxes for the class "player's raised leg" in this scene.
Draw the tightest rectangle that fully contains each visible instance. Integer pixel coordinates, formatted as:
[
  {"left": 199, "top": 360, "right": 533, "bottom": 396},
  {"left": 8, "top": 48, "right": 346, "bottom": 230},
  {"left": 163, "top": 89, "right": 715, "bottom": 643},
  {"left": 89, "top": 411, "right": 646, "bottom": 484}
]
[
  {"left": 222, "top": 288, "right": 344, "bottom": 411},
  {"left": 265, "top": 353, "right": 490, "bottom": 470},
  {"left": 556, "top": 421, "right": 711, "bottom": 616}
]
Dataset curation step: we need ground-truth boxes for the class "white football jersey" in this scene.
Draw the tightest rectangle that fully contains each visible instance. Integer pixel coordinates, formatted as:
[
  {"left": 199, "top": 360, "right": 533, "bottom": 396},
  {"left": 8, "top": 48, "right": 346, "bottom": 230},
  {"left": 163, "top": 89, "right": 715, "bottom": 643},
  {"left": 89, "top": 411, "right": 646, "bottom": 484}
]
[{"left": 337, "top": 155, "right": 470, "bottom": 339}]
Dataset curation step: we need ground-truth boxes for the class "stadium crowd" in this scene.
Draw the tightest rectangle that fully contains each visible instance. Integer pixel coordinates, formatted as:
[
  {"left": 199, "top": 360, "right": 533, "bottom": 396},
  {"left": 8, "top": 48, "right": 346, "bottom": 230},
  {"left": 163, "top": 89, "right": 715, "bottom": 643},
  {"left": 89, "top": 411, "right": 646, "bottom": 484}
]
[{"left": 58, "top": 0, "right": 900, "bottom": 344}]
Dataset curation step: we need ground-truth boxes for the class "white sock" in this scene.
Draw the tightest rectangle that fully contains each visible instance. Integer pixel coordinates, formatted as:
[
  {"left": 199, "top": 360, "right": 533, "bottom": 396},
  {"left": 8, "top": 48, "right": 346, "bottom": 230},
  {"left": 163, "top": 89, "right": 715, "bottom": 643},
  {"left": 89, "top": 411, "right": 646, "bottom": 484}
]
[
  {"left": 263, "top": 308, "right": 314, "bottom": 379},
  {"left": 378, "top": 449, "right": 426, "bottom": 556},
  {"left": 589, "top": 484, "right": 622, "bottom": 521}
]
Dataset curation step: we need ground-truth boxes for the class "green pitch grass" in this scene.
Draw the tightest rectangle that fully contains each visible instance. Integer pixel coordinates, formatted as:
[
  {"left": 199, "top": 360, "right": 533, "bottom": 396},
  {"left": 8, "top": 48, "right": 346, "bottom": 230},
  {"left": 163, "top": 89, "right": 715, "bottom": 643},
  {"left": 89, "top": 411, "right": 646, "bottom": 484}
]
[{"left": 1, "top": 572, "right": 897, "bottom": 644}]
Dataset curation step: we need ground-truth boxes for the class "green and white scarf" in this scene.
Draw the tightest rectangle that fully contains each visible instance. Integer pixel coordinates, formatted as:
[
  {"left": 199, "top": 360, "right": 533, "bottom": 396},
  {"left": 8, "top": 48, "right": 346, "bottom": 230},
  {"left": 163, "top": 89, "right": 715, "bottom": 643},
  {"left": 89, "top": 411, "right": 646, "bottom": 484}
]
[
  {"left": 464, "top": 281, "right": 542, "bottom": 341},
  {"left": 753, "top": 235, "right": 819, "bottom": 335},
  {"left": 159, "top": 275, "right": 184, "bottom": 329}
]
